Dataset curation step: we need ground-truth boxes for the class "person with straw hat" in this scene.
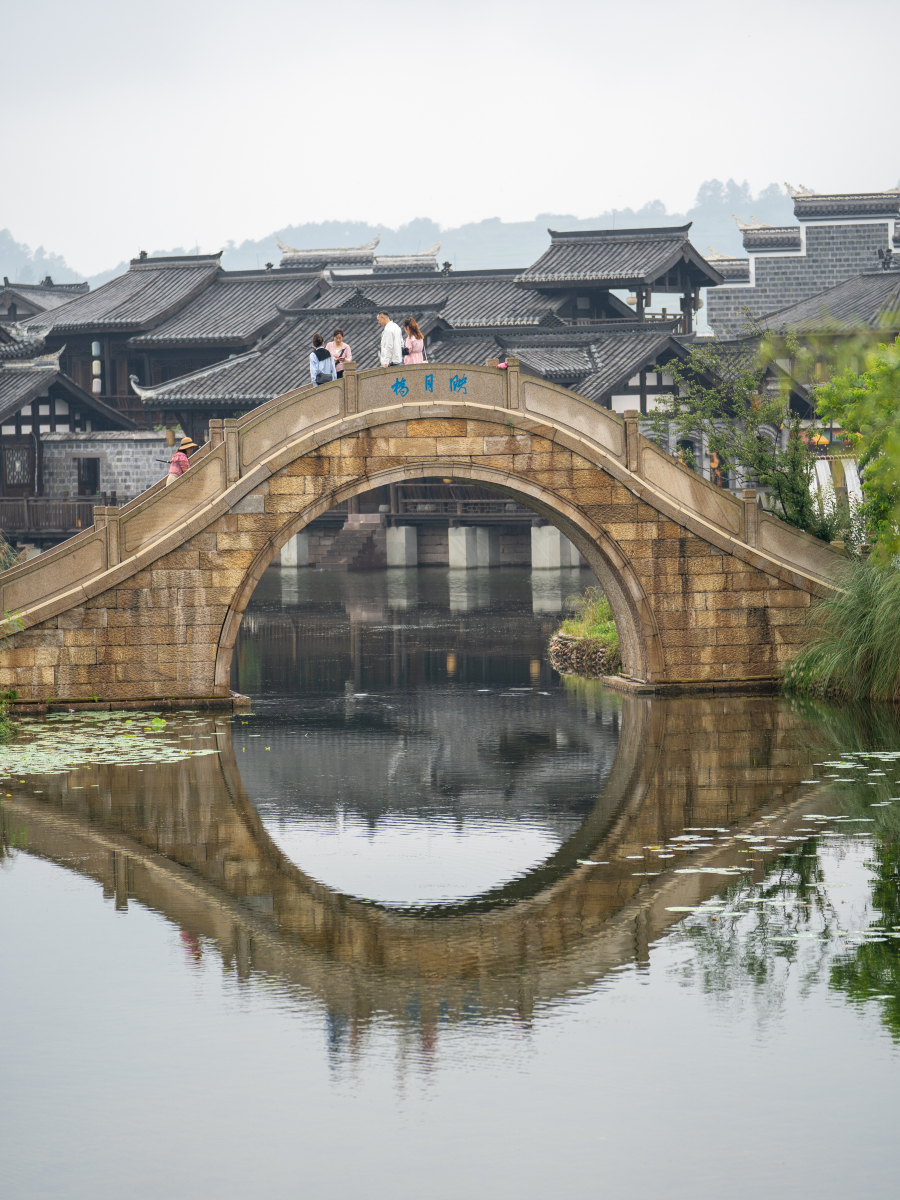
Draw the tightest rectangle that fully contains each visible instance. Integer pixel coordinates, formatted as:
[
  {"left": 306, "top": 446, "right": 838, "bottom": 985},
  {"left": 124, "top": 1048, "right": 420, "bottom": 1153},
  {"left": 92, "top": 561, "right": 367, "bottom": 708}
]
[{"left": 166, "top": 435, "right": 198, "bottom": 485}]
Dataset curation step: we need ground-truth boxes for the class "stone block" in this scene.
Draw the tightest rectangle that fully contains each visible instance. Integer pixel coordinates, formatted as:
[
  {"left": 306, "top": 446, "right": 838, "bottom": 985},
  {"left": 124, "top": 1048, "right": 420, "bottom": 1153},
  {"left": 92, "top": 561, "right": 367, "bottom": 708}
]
[
  {"left": 715, "top": 626, "right": 756, "bottom": 646},
  {"left": 448, "top": 526, "right": 478, "bottom": 569},
  {"left": 279, "top": 533, "right": 309, "bottom": 568},
  {"left": 531, "top": 525, "right": 579, "bottom": 568},
  {"left": 97, "top": 644, "right": 160, "bottom": 665},
  {"left": 687, "top": 574, "right": 727, "bottom": 593},
  {"left": 216, "top": 533, "right": 271, "bottom": 552},
  {"left": 475, "top": 526, "right": 501, "bottom": 567},
  {"left": 285, "top": 456, "right": 331, "bottom": 476},
  {"left": 177, "top": 588, "right": 235, "bottom": 607},
  {"left": 174, "top": 606, "right": 229, "bottom": 627},
  {"left": 484, "top": 435, "right": 532, "bottom": 454},
  {"left": 436, "top": 438, "right": 484, "bottom": 456},
  {"left": 209, "top": 570, "right": 247, "bottom": 589},
  {"left": 473, "top": 455, "right": 514, "bottom": 472},
  {"left": 183, "top": 532, "right": 218, "bottom": 551},
  {"left": 387, "top": 525, "right": 418, "bottom": 567},
  {"left": 408, "top": 419, "right": 466, "bottom": 437},
  {"left": 33, "top": 647, "right": 62, "bottom": 667},
  {"left": 231, "top": 494, "right": 266, "bottom": 515},
  {"left": 155, "top": 550, "right": 200, "bottom": 571},
  {"left": 151, "top": 570, "right": 204, "bottom": 590},
  {"left": 107, "top": 609, "right": 170, "bottom": 628},
  {"left": 267, "top": 476, "right": 313, "bottom": 496},
  {"left": 387, "top": 438, "right": 437, "bottom": 456}
]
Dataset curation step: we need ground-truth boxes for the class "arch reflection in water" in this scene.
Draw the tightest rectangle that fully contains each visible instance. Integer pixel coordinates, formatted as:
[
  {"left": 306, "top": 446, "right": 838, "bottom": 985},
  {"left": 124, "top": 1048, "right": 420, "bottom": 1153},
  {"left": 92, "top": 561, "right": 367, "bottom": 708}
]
[
  {"left": 232, "top": 563, "right": 614, "bottom": 906},
  {"left": 3, "top": 692, "right": 826, "bottom": 1041}
]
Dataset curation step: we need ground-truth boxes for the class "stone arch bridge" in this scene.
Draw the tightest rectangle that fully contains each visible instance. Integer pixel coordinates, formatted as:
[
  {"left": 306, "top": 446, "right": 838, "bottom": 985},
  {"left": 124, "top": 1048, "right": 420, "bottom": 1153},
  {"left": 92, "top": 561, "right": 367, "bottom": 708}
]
[{"left": 0, "top": 362, "right": 845, "bottom": 702}]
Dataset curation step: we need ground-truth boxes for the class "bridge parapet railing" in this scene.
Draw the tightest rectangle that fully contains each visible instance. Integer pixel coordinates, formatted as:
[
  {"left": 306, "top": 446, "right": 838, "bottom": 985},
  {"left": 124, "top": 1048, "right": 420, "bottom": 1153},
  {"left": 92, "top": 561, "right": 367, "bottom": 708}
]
[{"left": 0, "top": 364, "right": 848, "bottom": 626}]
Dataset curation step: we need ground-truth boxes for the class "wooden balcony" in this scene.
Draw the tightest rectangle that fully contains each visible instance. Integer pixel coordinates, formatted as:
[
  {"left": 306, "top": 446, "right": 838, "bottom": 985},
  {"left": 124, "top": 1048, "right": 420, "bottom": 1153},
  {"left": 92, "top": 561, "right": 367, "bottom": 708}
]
[{"left": 0, "top": 498, "right": 99, "bottom": 539}]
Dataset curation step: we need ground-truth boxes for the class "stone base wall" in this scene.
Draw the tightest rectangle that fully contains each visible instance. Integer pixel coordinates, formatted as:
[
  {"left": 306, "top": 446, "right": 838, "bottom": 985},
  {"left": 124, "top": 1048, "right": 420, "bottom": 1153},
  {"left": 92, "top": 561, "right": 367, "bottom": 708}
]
[
  {"left": 40, "top": 432, "right": 169, "bottom": 501},
  {"left": 2, "top": 416, "right": 818, "bottom": 701}
]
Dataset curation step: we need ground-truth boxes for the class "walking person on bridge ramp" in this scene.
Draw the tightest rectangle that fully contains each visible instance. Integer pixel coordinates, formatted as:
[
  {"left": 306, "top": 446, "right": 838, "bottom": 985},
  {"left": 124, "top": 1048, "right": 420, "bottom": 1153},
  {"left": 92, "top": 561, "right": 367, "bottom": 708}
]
[
  {"left": 377, "top": 312, "right": 403, "bottom": 368},
  {"left": 166, "top": 436, "right": 198, "bottom": 486}
]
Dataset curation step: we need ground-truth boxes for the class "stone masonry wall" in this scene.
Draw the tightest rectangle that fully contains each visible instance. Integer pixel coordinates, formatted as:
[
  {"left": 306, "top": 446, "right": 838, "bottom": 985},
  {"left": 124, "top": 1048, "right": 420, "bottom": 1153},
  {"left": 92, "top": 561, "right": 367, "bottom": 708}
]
[
  {"left": 3, "top": 417, "right": 815, "bottom": 701},
  {"left": 41, "top": 432, "right": 169, "bottom": 501},
  {"left": 708, "top": 221, "right": 893, "bottom": 334}
]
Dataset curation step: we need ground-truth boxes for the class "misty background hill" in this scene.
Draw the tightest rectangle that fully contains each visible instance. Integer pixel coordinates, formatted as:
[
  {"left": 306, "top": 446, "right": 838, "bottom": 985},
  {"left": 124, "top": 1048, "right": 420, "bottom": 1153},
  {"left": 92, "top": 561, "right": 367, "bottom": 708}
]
[{"left": 1, "top": 178, "right": 793, "bottom": 288}]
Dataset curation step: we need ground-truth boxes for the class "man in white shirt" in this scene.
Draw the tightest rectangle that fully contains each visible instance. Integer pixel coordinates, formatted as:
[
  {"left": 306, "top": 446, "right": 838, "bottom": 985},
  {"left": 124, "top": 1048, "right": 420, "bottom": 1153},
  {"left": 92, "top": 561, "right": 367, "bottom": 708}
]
[{"left": 377, "top": 312, "right": 404, "bottom": 368}]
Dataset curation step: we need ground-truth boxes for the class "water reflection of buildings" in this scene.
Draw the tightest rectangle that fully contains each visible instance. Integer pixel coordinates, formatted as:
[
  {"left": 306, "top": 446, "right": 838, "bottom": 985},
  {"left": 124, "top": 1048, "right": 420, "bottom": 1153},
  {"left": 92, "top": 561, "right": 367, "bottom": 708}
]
[
  {"left": 232, "top": 566, "right": 591, "bottom": 696},
  {"left": 2, "top": 695, "right": 829, "bottom": 1067}
]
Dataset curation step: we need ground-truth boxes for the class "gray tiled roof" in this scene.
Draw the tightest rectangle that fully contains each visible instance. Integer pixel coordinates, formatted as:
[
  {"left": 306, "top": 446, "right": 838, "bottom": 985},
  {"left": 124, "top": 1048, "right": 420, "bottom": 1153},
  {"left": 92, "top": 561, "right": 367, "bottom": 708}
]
[
  {"left": 569, "top": 333, "right": 680, "bottom": 402},
  {"left": 294, "top": 271, "right": 565, "bottom": 328},
  {"left": 426, "top": 327, "right": 682, "bottom": 400},
  {"left": 128, "top": 272, "right": 321, "bottom": 348},
  {"left": 516, "top": 225, "right": 722, "bottom": 288},
  {"left": 0, "top": 361, "right": 59, "bottom": 417},
  {"left": 0, "top": 355, "right": 135, "bottom": 427},
  {"left": 0, "top": 335, "right": 47, "bottom": 361},
  {"left": 764, "top": 270, "right": 900, "bottom": 333},
  {"left": 27, "top": 255, "right": 221, "bottom": 334},
  {"left": 1, "top": 281, "right": 89, "bottom": 312},
  {"left": 425, "top": 336, "right": 505, "bottom": 367},
  {"left": 134, "top": 316, "right": 385, "bottom": 406}
]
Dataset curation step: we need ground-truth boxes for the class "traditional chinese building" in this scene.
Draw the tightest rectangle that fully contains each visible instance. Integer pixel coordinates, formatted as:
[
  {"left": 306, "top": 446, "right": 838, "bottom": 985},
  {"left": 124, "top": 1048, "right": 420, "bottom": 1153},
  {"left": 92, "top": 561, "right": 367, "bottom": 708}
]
[
  {"left": 0, "top": 277, "right": 89, "bottom": 325},
  {"left": 0, "top": 338, "right": 141, "bottom": 539},
  {"left": 706, "top": 185, "right": 900, "bottom": 335}
]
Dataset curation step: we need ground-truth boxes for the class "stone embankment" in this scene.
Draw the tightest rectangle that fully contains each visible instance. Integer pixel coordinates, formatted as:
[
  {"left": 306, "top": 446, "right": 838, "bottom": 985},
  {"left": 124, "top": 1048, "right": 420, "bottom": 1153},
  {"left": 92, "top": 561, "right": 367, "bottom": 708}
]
[{"left": 548, "top": 631, "right": 621, "bottom": 678}]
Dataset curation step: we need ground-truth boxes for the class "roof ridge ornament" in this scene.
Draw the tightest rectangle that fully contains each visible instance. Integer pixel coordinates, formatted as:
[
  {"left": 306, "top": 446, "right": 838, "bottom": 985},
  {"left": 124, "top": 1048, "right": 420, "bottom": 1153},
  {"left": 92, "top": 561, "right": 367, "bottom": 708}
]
[{"left": 277, "top": 235, "right": 381, "bottom": 263}]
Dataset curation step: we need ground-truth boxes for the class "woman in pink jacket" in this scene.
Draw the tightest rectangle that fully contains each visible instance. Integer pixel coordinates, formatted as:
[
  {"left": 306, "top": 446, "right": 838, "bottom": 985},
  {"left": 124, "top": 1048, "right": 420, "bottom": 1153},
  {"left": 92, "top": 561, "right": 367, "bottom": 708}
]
[{"left": 166, "top": 436, "right": 197, "bottom": 485}]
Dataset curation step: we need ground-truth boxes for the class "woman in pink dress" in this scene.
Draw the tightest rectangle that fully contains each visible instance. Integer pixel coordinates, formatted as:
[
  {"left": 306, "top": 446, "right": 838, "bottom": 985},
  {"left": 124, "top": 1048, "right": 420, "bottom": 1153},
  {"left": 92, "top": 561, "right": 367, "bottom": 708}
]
[{"left": 403, "top": 318, "right": 425, "bottom": 364}]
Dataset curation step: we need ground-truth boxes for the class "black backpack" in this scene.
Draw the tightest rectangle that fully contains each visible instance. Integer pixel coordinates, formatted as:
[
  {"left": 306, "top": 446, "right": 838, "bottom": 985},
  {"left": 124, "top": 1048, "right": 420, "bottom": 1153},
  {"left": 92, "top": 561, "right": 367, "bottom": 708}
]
[{"left": 313, "top": 346, "right": 334, "bottom": 384}]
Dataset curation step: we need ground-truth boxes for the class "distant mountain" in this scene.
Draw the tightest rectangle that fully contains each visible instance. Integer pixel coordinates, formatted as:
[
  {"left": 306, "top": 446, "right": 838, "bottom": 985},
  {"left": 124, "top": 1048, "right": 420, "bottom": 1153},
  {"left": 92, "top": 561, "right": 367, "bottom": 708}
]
[
  {"left": 1, "top": 179, "right": 795, "bottom": 289},
  {"left": 217, "top": 180, "right": 793, "bottom": 275},
  {"left": 0, "top": 229, "right": 81, "bottom": 285}
]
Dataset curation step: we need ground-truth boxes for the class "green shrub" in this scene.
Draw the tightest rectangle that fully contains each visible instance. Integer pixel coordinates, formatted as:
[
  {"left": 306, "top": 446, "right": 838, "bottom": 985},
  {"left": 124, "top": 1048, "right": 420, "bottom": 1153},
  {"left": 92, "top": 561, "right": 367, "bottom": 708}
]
[
  {"left": 559, "top": 587, "right": 620, "bottom": 650},
  {"left": 783, "top": 559, "right": 900, "bottom": 701}
]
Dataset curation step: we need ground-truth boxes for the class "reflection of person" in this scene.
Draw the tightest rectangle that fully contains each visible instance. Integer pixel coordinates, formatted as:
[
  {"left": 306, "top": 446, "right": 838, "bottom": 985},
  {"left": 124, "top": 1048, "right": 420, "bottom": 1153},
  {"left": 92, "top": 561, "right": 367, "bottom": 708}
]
[
  {"left": 403, "top": 317, "right": 426, "bottom": 364},
  {"left": 309, "top": 333, "right": 337, "bottom": 385},
  {"left": 326, "top": 328, "right": 351, "bottom": 378},
  {"left": 376, "top": 312, "right": 403, "bottom": 368},
  {"left": 166, "top": 436, "right": 197, "bottom": 486}
]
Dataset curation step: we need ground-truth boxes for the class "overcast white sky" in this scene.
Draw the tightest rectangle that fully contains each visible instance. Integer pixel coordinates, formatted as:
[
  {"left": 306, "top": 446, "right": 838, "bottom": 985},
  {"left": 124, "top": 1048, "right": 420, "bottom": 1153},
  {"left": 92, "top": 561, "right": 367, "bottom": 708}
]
[{"left": 7, "top": 0, "right": 898, "bottom": 274}]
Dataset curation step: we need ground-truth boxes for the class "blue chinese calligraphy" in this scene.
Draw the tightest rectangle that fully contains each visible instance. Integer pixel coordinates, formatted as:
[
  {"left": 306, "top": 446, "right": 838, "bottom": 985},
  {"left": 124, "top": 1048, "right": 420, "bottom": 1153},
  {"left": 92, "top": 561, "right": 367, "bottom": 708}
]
[
  {"left": 425, "top": 374, "right": 434, "bottom": 393},
  {"left": 449, "top": 374, "right": 468, "bottom": 394},
  {"left": 391, "top": 377, "right": 409, "bottom": 397}
]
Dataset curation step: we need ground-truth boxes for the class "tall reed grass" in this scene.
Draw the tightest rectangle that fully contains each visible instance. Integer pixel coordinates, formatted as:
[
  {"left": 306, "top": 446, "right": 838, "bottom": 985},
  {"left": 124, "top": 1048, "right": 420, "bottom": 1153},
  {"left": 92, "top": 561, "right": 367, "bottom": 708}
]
[{"left": 783, "top": 559, "right": 900, "bottom": 701}]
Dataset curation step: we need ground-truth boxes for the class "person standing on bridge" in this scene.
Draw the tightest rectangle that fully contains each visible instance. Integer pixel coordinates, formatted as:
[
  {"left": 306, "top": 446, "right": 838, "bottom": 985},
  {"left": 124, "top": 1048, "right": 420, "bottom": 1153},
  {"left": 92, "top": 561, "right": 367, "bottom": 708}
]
[
  {"left": 309, "top": 333, "right": 337, "bottom": 386},
  {"left": 326, "top": 329, "right": 352, "bottom": 378},
  {"left": 166, "top": 436, "right": 197, "bottom": 486},
  {"left": 402, "top": 317, "right": 426, "bottom": 364},
  {"left": 377, "top": 312, "right": 403, "bottom": 369}
]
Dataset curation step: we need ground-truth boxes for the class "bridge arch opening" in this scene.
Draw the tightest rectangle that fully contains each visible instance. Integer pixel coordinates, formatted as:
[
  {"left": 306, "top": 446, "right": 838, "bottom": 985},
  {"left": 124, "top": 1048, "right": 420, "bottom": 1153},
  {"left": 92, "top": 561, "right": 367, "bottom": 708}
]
[{"left": 217, "top": 464, "right": 664, "bottom": 694}]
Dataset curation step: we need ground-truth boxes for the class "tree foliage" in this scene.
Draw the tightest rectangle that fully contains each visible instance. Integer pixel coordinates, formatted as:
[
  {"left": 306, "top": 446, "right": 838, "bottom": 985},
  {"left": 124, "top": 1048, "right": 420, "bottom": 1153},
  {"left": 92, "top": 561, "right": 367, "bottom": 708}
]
[
  {"left": 815, "top": 333, "right": 900, "bottom": 558},
  {"left": 647, "top": 336, "right": 824, "bottom": 533}
]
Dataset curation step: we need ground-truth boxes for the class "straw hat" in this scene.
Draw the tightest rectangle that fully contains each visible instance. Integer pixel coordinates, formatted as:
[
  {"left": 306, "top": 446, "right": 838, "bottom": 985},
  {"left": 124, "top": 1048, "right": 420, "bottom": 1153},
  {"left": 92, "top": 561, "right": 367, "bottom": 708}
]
[{"left": 179, "top": 436, "right": 198, "bottom": 451}]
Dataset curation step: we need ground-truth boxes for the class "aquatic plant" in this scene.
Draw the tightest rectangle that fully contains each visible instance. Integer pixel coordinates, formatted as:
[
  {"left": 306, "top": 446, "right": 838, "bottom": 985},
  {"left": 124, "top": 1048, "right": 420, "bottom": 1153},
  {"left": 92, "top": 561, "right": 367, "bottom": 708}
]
[{"left": 783, "top": 559, "right": 900, "bottom": 701}]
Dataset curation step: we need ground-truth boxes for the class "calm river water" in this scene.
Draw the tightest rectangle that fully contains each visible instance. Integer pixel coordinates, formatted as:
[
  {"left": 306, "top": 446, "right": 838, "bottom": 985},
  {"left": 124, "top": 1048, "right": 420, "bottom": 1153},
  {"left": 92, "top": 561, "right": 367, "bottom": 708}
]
[{"left": 3, "top": 566, "right": 900, "bottom": 1199}]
